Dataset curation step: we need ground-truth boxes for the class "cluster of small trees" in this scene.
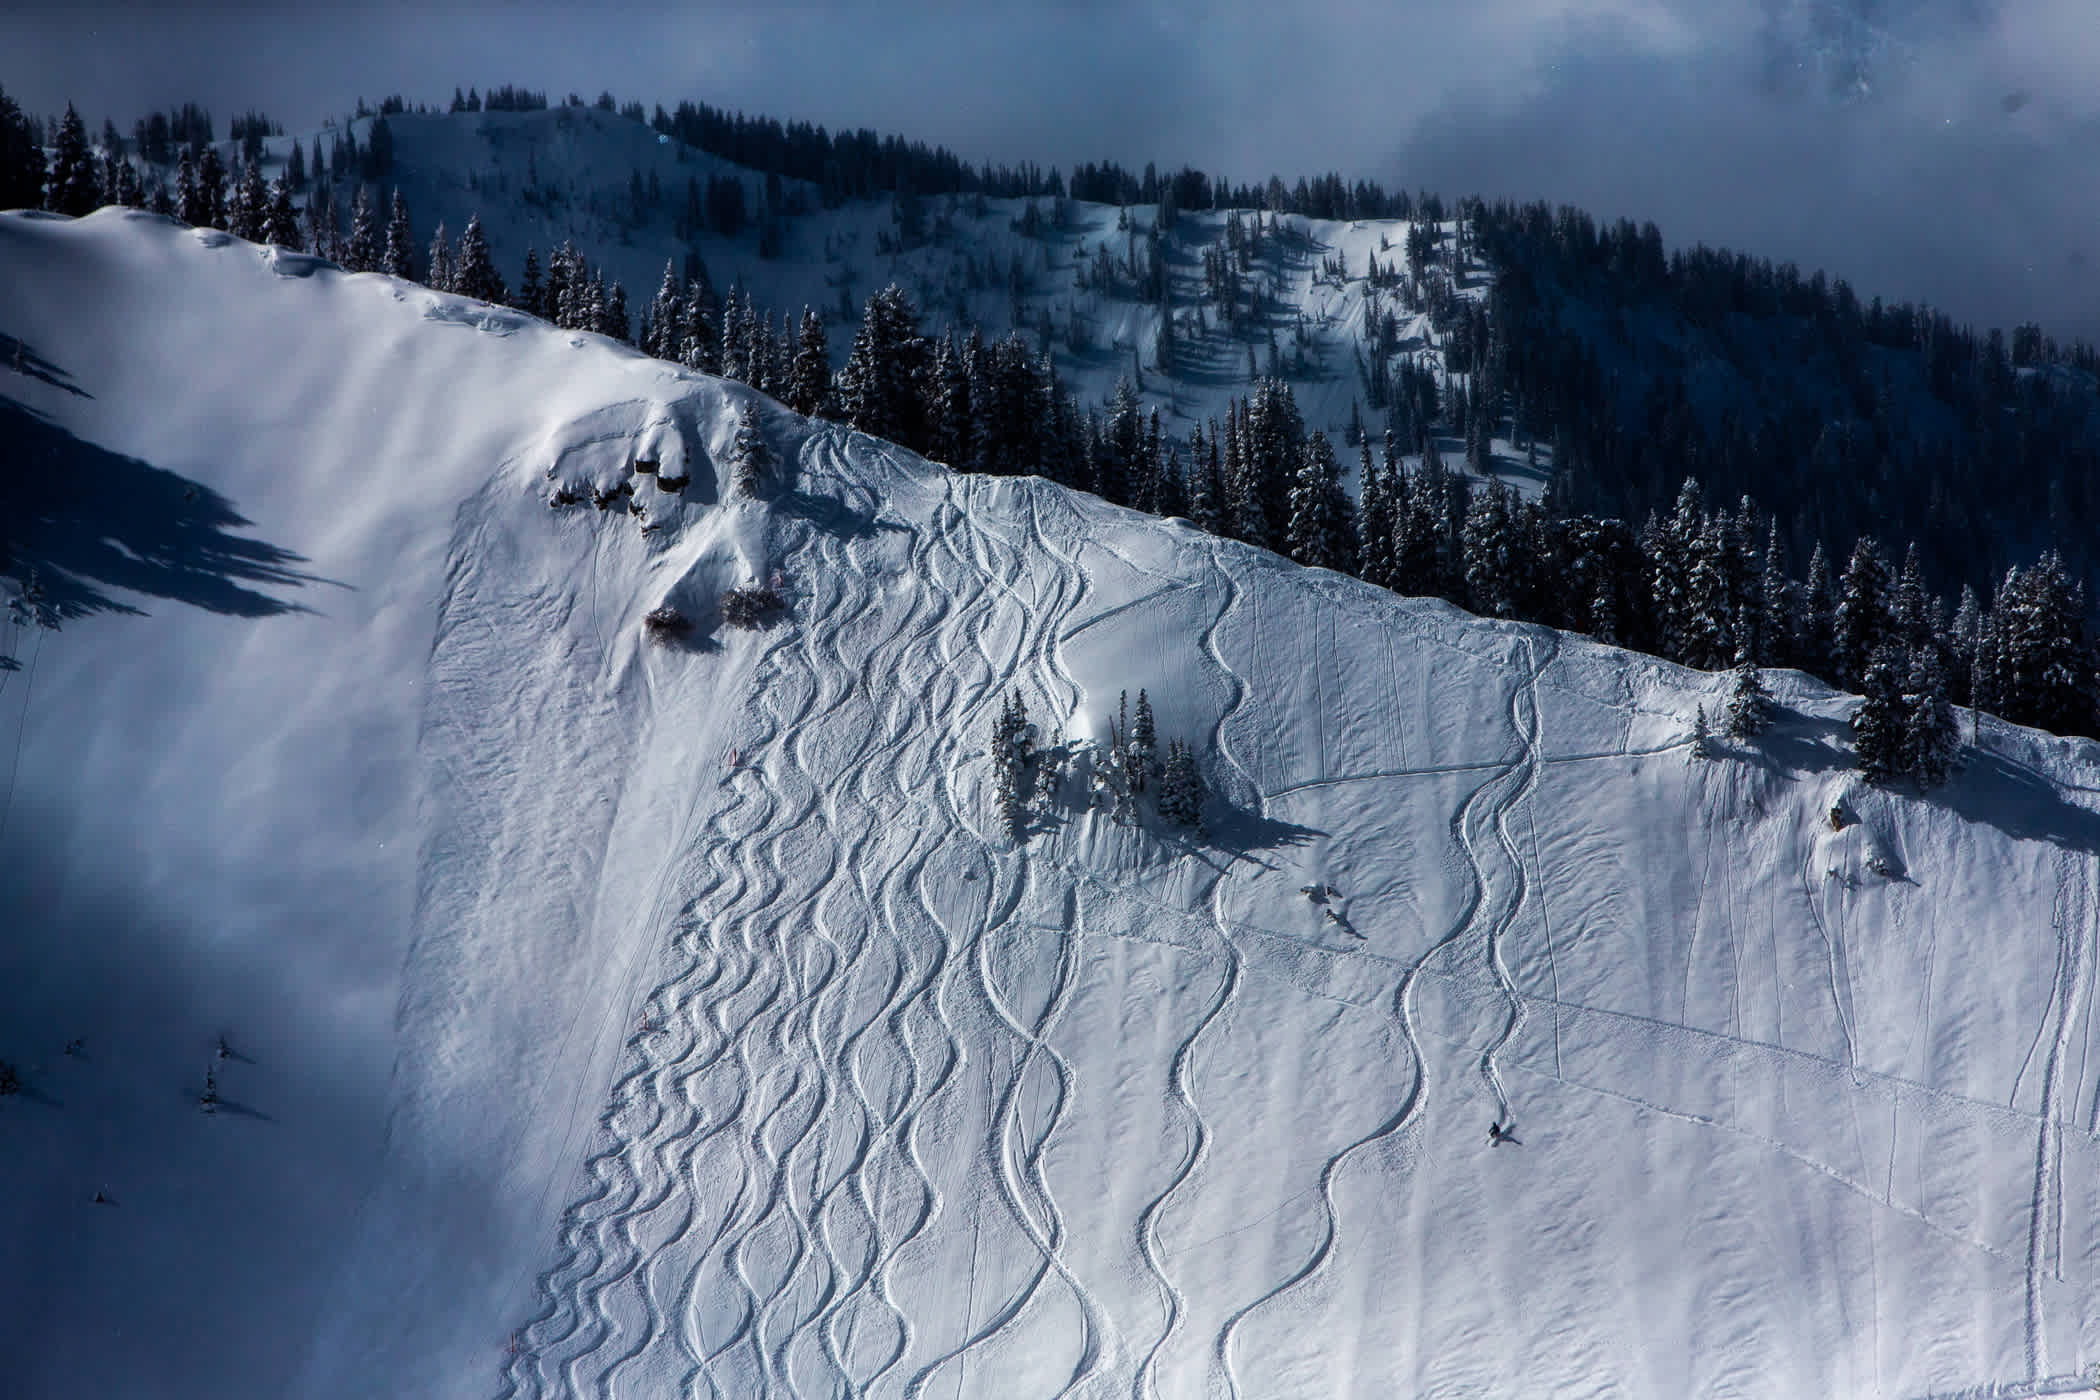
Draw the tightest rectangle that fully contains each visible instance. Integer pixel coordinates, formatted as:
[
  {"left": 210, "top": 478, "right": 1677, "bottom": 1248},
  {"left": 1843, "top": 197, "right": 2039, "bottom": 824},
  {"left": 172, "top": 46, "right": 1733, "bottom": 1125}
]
[{"left": 992, "top": 688, "right": 1205, "bottom": 844}]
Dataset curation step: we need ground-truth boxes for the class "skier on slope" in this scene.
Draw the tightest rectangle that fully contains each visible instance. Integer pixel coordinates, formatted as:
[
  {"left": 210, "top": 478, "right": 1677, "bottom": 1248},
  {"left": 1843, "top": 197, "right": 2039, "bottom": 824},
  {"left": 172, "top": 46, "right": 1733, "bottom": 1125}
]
[{"left": 1489, "top": 1121, "right": 1520, "bottom": 1147}]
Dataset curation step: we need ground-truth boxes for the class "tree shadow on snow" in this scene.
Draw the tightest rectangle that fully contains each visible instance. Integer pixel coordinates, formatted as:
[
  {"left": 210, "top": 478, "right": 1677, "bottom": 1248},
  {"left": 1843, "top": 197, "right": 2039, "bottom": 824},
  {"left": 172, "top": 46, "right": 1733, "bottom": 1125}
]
[
  {"left": 0, "top": 396, "right": 335, "bottom": 623},
  {"left": 1942, "top": 748, "right": 2100, "bottom": 854},
  {"left": 1, "top": 333, "right": 91, "bottom": 399}
]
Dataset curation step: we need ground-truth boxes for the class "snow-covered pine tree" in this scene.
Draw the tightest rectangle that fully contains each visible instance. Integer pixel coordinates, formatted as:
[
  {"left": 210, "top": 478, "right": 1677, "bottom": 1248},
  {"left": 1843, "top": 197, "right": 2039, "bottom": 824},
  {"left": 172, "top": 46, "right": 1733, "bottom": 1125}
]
[
  {"left": 991, "top": 689, "right": 1032, "bottom": 842},
  {"left": 1901, "top": 646, "right": 1961, "bottom": 787},
  {"left": 47, "top": 103, "right": 98, "bottom": 216},
  {"left": 1690, "top": 705, "right": 1714, "bottom": 761},
  {"left": 383, "top": 189, "right": 414, "bottom": 279},
  {"left": 1129, "top": 689, "right": 1159, "bottom": 793},
  {"left": 1462, "top": 480, "right": 1524, "bottom": 617},
  {"left": 342, "top": 186, "right": 377, "bottom": 271},
  {"left": 1851, "top": 645, "right": 1907, "bottom": 783},
  {"left": 836, "top": 284, "right": 927, "bottom": 451},
  {"left": 262, "top": 177, "right": 300, "bottom": 250},
  {"left": 1800, "top": 542, "right": 1836, "bottom": 676},
  {"left": 425, "top": 222, "right": 454, "bottom": 293},
  {"left": 228, "top": 158, "right": 267, "bottom": 242},
  {"left": 174, "top": 152, "right": 204, "bottom": 225},
  {"left": 1757, "top": 522, "right": 1793, "bottom": 667},
  {"left": 1833, "top": 537, "right": 1893, "bottom": 692},
  {"left": 453, "top": 213, "right": 505, "bottom": 304},
  {"left": 680, "top": 277, "right": 721, "bottom": 373},
  {"left": 787, "top": 309, "right": 831, "bottom": 418},
  {"left": 1680, "top": 519, "right": 1739, "bottom": 671},
  {"left": 602, "top": 280, "right": 631, "bottom": 343},
  {"left": 1723, "top": 660, "right": 1772, "bottom": 738},
  {"left": 197, "top": 144, "right": 227, "bottom": 228},
  {"left": 1993, "top": 551, "right": 2093, "bottom": 735},
  {"left": 1158, "top": 739, "right": 1206, "bottom": 834},
  {"left": 643, "top": 260, "right": 680, "bottom": 359},
  {"left": 1097, "top": 377, "right": 1141, "bottom": 508},
  {"left": 1286, "top": 430, "right": 1356, "bottom": 573},
  {"left": 730, "top": 398, "right": 773, "bottom": 499},
  {"left": 1357, "top": 439, "right": 1396, "bottom": 590}
]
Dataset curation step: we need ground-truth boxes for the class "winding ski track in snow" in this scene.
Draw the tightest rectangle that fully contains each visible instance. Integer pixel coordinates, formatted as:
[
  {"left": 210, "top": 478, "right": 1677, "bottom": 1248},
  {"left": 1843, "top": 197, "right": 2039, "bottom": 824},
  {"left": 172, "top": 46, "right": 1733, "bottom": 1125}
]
[
  {"left": 1210, "top": 623, "right": 1553, "bottom": 1398},
  {"left": 505, "top": 433, "right": 1111, "bottom": 1399}
]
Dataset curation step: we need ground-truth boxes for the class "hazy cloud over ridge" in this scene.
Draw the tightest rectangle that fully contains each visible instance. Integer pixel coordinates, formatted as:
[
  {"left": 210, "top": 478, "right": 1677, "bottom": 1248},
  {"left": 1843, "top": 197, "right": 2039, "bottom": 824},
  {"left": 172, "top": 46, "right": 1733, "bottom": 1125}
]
[{"left": 4, "top": 0, "right": 2094, "bottom": 334}]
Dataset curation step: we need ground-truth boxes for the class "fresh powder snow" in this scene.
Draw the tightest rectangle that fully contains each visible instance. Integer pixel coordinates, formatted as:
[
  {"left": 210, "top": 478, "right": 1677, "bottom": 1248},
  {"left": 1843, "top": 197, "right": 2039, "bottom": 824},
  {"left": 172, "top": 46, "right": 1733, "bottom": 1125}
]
[{"left": 5, "top": 208, "right": 2100, "bottom": 1398}]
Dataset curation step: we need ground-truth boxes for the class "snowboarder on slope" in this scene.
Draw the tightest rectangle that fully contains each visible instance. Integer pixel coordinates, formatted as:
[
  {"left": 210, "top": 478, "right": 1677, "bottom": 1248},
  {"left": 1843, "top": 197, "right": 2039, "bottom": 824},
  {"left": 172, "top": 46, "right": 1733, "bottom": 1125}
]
[{"left": 1489, "top": 1121, "right": 1520, "bottom": 1147}]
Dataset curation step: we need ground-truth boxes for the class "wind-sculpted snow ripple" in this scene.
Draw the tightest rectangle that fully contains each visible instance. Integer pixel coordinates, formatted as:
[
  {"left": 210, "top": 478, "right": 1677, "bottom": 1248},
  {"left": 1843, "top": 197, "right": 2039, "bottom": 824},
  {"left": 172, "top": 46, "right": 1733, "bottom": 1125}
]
[{"left": 502, "top": 432, "right": 1105, "bottom": 1399}]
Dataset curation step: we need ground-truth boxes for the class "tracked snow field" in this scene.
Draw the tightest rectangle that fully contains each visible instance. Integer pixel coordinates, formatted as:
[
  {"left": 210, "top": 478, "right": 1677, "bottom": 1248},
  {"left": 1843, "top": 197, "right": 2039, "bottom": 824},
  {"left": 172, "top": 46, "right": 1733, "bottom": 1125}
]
[{"left": 6, "top": 210, "right": 2100, "bottom": 1398}]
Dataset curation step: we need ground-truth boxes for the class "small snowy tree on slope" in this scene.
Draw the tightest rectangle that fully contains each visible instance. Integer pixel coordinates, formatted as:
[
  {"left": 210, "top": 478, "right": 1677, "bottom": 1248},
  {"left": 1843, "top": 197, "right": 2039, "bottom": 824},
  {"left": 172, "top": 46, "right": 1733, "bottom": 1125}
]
[
  {"left": 1852, "top": 646, "right": 1907, "bottom": 784},
  {"left": 453, "top": 213, "right": 505, "bottom": 304},
  {"left": 1901, "top": 647, "right": 1961, "bottom": 788},
  {"left": 383, "top": 189, "right": 415, "bottom": 279},
  {"left": 991, "top": 689, "right": 1033, "bottom": 842},
  {"left": 1129, "top": 689, "right": 1159, "bottom": 794},
  {"left": 1723, "top": 661, "right": 1772, "bottom": 738},
  {"left": 730, "top": 399, "right": 773, "bottom": 498},
  {"left": 1158, "top": 740, "right": 1206, "bottom": 834}
]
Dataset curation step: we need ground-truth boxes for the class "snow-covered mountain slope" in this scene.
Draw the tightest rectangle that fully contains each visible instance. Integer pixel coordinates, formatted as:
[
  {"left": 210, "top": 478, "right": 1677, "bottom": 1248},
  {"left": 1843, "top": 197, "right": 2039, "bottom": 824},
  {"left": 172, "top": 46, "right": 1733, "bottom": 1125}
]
[
  {"left": 275, "top": 107, "right": 1521, "bottom": 492},
  {"left": 6, "top": 209, "right": 2100, "bottom": 1399}
]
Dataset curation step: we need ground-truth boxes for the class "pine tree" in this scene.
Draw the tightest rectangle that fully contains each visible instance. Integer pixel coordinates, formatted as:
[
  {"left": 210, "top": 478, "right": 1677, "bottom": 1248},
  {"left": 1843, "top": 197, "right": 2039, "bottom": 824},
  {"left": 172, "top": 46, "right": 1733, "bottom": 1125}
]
[
  {"left": 1462, "top": 480, "right": 1526, "bottom": 617},
  {"left": 643, "top": 260, "right": 681, "bottom": 358},
  {"left": 1757, "top": 523, "right": 1793, "bottom": 667},
  {"left": 174, "top": 151, "right": 203, "bottom": 225},
  {"left": 787, "top": 309, "right": 831, "bottom": 417},
  {"left": 1901, "top": 646, "right": 1960, "bottom": 787},
  {"left": 1723, "top": 661, "right": 1772, "bottom": 738},
  {"left": 1287, "top": 430, "right": 1356, "bottom": 572},
  {"left": 426, "top": 221, "right": 454, "bottom": 292},
  {"left": 1690, "top": 705, "right": 1714, "bottom": 761},
  {"left": 1800, "top": 543, "right": 1837, "bottom": 675},
  {"left": 680, "top": 278, "right": 721, "bottom": 373},
  {"left": 343, "top": 186, "right": 378, "bottom": 271},
  {"left": 601, "top": 280, "right": 631, "bottom": 342},
  {"left": 1098, "top": 377, "right": 1142, "bottom": 507},
  {"left": 1833, "top": 537, "right": 1893, "bottom": 692},
  {"left": 1158, "top": 739, "right": 1206, "bottom": 834},
  {"left": 453, "top": 213, "right": 505, "bottom": 303},
  {"left": 227, "top": 158, "right": 267, "bottom": 241},
  {"left": 1994, "top": 551, "right": 2094, "bottom": 735},
  {"left": 515, "top": 246, "right": 543, "bottom": 316},
  {"left": 1129, "top": 689, "right": 1159, "bottom": 793},
  {"left": 47, "top": 103, "right": 98, "bottom": 216},
  {"left": 1357, "top": 439, "right": 1395, "bottom": 589},
  {"left": 1852, "top": 646, "right": 1907, "bottom": 783},
  {"left": 730, "top": 398, "right": 773, "bottom": 498},
  {"left": 836, "top": 284, "right": 927, "bottom": 451},
  {"left": 262, "top": 177, "right": 300, "bottom": 249},
  {"left": 1155, "top": 445, "right": 1189, "bottom": 519},
  {"left": 0, "top": 85, "right": 47, "bottom": 211},
  {"left": 197, "top": 144, "right": 227, "bottom": 228},
  {"left": 991, "top": 689, "right": 1032, "bottom": 842},
  {"left": 383, "top": 189, "right": 414, "bottom": 278}
]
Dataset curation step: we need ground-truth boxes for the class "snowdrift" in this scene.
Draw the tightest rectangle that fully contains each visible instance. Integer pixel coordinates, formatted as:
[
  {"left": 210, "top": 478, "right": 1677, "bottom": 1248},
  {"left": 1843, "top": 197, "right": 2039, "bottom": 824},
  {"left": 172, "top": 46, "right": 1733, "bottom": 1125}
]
[{"left": 5, "top": 209, "right": 2100, "bottom": 1399}]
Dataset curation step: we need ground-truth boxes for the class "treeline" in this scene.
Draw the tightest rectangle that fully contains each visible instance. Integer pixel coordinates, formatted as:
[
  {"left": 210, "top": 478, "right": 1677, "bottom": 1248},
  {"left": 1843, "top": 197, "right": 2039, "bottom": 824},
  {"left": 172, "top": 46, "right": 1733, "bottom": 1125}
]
[
  {"left": 1467, "top": 198, "right": 2100, "bottom": 609},
  {"left": 683, "top": 279, "right": 2098, "bottom": 761}
]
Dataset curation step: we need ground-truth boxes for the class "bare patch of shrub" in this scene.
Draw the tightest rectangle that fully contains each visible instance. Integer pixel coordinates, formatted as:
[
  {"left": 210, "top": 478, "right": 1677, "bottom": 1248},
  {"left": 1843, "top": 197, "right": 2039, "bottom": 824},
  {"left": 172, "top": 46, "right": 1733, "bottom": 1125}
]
[{"left": 718, "top": 586, "right": 783, "bottom": 630}]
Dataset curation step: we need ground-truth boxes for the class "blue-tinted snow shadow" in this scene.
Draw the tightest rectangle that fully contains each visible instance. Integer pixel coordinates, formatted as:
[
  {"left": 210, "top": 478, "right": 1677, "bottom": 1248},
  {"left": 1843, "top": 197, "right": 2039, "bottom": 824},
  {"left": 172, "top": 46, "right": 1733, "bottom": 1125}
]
[
  {"left": 0, "top": 395, "right": 337, "bottom": 622},
  {"left": 1, "top": 334, "right": 91, "bottom": 399},
  {"left": 1943, "top": 747, "right": 2100, "bottom": 854}
]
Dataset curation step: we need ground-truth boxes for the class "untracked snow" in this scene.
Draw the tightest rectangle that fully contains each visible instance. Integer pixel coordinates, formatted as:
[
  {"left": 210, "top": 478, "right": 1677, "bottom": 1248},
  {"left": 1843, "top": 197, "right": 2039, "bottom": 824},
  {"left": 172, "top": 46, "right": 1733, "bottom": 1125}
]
[{"left": 5, "top": 209, "right": 2100, "bottom": 1398}]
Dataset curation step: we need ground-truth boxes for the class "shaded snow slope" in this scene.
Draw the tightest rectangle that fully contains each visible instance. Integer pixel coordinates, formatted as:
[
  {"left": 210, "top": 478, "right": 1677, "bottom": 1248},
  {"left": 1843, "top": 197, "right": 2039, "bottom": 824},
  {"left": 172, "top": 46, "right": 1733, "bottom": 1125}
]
[{"left": 5, "top": 210, "right": 2100, "bottom": 1399}]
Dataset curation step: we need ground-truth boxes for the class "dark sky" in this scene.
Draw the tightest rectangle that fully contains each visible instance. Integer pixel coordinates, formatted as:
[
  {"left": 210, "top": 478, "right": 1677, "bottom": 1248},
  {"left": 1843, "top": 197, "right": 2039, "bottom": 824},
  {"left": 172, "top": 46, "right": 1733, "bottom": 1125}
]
[{"left": 8, "top": 0, "right": 2098, "bottom": 337}]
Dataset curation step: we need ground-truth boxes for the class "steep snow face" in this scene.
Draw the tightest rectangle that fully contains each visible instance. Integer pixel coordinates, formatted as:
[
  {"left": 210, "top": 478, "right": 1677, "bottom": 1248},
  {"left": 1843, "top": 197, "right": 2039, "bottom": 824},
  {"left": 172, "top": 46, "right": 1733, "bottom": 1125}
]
[{"left": 6, "top": 211, "right": 2100, "bottom": 1400}]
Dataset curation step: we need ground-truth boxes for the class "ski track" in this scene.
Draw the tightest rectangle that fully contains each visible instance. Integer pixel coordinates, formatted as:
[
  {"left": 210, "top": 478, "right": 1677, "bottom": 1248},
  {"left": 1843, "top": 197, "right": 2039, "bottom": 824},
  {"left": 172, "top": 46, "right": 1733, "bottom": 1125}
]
[
  {"left": 1211, "top": 625, "right": 1552, "bottom": 1398},
  {"left": 505, "top": 438, "right": 1110, "bottom": 1399}
]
